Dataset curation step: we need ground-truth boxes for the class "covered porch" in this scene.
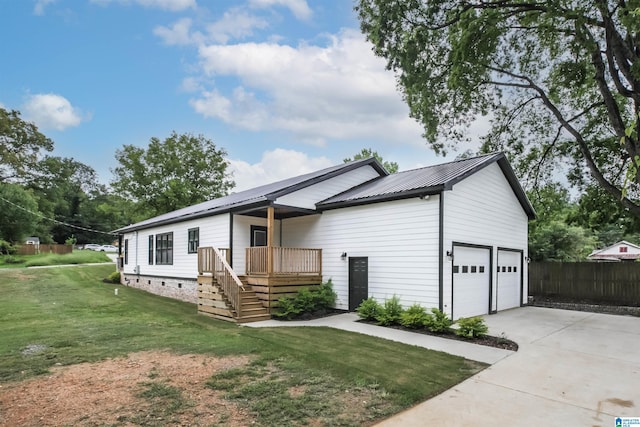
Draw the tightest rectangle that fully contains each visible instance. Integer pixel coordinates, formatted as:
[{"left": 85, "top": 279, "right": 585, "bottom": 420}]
[{"left": 197, "top": 206, "right": 323, "bottom": 320}]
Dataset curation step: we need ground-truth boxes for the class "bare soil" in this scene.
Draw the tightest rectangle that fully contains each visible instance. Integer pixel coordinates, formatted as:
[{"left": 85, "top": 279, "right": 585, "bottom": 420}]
[{"left": 0, "top": 351, "right": 255, "bottom": 427}]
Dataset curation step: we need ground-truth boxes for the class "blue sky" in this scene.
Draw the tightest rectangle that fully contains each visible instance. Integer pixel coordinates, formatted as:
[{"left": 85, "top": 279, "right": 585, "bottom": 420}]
[{"left": 0, "top": 0, "right": 474, "bottom": 191}]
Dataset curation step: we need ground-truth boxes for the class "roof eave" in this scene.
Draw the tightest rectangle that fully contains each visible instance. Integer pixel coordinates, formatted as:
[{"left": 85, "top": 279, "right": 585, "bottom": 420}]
[{"left": 317, "top": 186, "right": 444, "bottom": 211}]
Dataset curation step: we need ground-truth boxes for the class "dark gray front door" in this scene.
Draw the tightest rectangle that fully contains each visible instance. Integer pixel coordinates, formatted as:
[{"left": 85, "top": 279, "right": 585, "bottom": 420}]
[{"left": 349, "top": 257, "right": 368, "bottom": 311}]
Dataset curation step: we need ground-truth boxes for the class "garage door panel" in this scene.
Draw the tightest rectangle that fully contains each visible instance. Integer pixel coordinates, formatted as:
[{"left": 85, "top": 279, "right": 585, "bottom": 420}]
[
  {"left": 497, "top": 250, "right": 521, "bottom": 310},
  {"left": 453, "top": 246, "right": 490, "bottom": 319}
]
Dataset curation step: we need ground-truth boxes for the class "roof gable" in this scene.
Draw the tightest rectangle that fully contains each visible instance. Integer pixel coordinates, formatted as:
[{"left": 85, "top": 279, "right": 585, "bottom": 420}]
[
  {"left": 115, "top": 157, "right": 387, "bottom": 233},
  {"left": 317, "top": 153, "right": 536, "bottom": 220}
]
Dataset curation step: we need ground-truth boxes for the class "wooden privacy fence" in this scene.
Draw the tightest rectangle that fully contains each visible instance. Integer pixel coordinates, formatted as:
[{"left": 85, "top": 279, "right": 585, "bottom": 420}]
[
  {"left": 16, "top": 244, "right": 73, "bottom": 255},
  {"left": 529, "top": 262, "right": 640, "bottom": 305}
]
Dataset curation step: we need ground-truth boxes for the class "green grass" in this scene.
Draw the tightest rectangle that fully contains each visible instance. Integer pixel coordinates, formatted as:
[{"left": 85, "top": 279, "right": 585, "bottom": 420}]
[
  {"left": 0, "top": 265, "right": 485, "bottom": 425},
  {"left": 0, "top": 250, "right": 112, "bottom": 268}
]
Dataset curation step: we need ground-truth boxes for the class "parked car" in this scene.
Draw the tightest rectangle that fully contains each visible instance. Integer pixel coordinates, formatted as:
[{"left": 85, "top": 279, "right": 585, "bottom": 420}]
[
  {"left": 83, "top": 244, "right": 102, "bottom": 251},
  {"left": 98, "top": 245, "right": 118, "bottom": 252}
]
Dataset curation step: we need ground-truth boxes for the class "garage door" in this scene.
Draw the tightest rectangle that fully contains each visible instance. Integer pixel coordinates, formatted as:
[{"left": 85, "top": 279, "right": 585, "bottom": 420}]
[
  {"left": 453, "top": 246, "right": 490, "bottom": 319},
  {"left": 497, "top": 250, "right": 522, "bottom": 311}
]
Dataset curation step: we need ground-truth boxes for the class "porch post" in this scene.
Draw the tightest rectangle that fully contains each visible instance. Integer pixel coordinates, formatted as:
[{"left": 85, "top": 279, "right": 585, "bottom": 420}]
[{"left": 267, "top": 206, "right": 274, "bottom": 275}]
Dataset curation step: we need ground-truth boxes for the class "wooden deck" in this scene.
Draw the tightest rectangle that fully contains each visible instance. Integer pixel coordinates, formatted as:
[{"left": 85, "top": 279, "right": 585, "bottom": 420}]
[{"left": 197, "top": 246, "right": 323, "bottom": 319}]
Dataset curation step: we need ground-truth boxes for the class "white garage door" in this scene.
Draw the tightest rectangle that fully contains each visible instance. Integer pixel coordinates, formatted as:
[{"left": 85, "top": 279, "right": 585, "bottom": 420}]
[
  {"left": 497, "top": 250, "right": 522, "bottom": 311},
  {"left": 453, "top": 246, "right": 490, "bottom": 319}
]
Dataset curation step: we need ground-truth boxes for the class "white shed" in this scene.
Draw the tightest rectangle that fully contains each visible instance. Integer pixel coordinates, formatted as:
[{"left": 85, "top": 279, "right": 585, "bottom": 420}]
[{"left": 115, "top": 153, "right": 535, "bottom": 322}]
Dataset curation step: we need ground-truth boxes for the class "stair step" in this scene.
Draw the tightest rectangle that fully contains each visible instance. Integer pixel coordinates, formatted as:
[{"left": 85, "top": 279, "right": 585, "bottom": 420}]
[{"left": 236, "top": 314, "right": 272, "bottom": 323}]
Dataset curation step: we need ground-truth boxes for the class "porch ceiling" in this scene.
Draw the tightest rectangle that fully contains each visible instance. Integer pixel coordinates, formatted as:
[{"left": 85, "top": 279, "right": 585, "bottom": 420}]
[{"left": 235, "top": 204, "right": 319, "bottom": 220}]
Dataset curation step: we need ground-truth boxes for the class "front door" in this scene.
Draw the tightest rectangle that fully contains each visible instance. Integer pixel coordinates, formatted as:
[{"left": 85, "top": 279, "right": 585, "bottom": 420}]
[{"left": 349, "top": 257, "right": 368, "bottom": 311}]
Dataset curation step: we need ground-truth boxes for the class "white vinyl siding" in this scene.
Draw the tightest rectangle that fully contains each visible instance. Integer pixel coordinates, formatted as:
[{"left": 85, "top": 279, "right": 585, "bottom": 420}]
[
  {"left": 231, "top": 215, "right": 281, "bottom": 274},
  {"left": 442, "top": 163, "right": 529, "bottom": 316},
  {"left": 121, "top": 214, "right": 229, "bottom": 278},
  {"left": 275, "top": 166, "right": 380, "bottom": 210},
  {"left": 282, "top": 197, "right": 440, "bottom": 311}
]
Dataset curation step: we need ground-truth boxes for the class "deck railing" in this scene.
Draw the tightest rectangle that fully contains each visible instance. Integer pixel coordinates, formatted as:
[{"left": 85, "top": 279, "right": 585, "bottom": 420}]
[
  {"left": 198, "top": 247, "right": 244, "bottom": 317},
  {"left": 246, "top": 247, "right": 322, "bottom": 276}
]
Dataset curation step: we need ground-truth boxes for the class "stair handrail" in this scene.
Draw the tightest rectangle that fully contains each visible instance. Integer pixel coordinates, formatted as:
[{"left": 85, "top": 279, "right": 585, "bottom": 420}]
[{"left": 200, "top": 246, "right": 245, "bottom": 318}]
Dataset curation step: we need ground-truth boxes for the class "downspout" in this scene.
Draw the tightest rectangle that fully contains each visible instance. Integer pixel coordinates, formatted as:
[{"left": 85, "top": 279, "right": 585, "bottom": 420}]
[
  {"left": 229, "top": 213, "right": 234, "bottom": 267},
  {"left": 438, "top": 192, "right": 444, "bottom": 312}
]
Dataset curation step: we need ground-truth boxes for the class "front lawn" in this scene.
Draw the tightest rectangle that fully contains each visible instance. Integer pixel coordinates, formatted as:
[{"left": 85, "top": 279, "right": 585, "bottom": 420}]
[
  {"left": 0, "top": 250, "right": 111, "bottom": 268},
  {"left": 0, "top": 265, "right": 485, "bottom": 425}
]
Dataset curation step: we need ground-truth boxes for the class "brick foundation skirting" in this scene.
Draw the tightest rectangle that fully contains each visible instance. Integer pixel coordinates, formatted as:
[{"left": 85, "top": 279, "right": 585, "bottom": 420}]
[{"left": 121, "top": 274, "right": 198, "bottom": 304}]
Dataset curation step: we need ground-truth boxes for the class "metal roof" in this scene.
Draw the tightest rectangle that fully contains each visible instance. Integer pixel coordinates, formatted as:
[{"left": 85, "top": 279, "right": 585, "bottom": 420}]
[
  {"left": 114, "top": 157, "right": 387, "bottom": 233},
  {"left": 317, "top": 152, "right": 536, "bottom": 219}
]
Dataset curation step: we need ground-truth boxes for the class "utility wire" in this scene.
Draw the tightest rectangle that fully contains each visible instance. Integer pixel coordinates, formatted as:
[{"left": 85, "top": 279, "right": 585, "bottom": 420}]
[{"left": 0, "top": 195, "right": 117, "bottom": 236}]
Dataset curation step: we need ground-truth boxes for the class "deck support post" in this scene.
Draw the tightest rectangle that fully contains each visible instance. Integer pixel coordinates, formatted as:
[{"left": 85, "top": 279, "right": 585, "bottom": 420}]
[{"left": 267, "top": 206, "right": 274, "bottom": 275}]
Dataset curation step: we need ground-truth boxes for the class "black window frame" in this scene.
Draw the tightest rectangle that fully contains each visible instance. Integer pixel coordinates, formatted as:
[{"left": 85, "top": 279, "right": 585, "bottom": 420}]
[
  {"left": 155, "top": 232, "right": 173, "bottom": 265},
  {"left": 148, "top": 235, "right": 154, "bottom": 265},
  {"left": 124, "top": 239, "right": 129, "bottom": 265},
  {"left": 188, "top": 227, "right": 199, "bottom": 254},
  {"left": 250, "top": 225, "right": 267, "bottom": 247}
]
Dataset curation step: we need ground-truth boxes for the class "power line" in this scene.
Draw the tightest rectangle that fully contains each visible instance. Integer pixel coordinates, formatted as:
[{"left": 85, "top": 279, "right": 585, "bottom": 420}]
[{"left": 0, "top": 195, "right": 117, "bottom": 236}]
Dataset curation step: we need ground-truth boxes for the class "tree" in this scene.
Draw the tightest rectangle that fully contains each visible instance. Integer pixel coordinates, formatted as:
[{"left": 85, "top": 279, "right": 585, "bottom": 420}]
[
  {"left": 527, "top": 183, "right": 597, "bottom": 261},
  {"left": 357, "top": 1, "right": 640, "bottom": 216},
  {"left": 344, "top": 148, "right": 399, "bottom": 173},
  {"left": 0, "top": 183, "right": 40, "bottom": 243},
  {"left": 0, "top": 108, "right": 54, "bottom": 183},
  {"left": 111, "top": 132, "right": 235, "bottom": 217}
]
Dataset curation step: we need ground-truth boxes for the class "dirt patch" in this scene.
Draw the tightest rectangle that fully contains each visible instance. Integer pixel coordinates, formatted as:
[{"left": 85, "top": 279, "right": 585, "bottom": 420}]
[{"left": 0, "top": 351, "right": 255, "bottom": 426}]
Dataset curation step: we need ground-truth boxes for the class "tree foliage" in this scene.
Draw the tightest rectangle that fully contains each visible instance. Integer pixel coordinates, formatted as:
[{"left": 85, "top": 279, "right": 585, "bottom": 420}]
[
  {"left": 357, "top": 1, "right": 640, "bottom": 216},
  {"left": 112, "top": 132, "right": 234, "bottom": 217},
  {"left": 344, "top": 147, "right": 399, "bottom": 173},
  {"left": 0, "top": 108, "right": 54, "bottom": 183},
  {"left": 0, "top": 183, "right": 40, "bottom": 243}
]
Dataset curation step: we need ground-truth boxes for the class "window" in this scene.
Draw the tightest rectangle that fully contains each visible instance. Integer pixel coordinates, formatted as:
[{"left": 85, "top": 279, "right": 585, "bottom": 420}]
[
  {"left": 462, "top": 265, "right": 469, "bottom": 273},
  {"left": 188, "top": 228, "right": 199, "bottom": 254},
  {"left": 513, "top": 266, "right": 517, "bottom": 272},
  {"left": 124, "top": 239, "right": 129, "bottom": 265},
  {"left": 479, "top": 266, "right": 485, "bottom": 273},
  {"left": 148, "top": 235, "right": 154, "bottom": 265},
  {"left": 250, "top": 225, "right": 267, "bottom": 247},
  {"left": 620, "top": 246, "right": 628, "bottom": 253},
  {"left": 453, "top": 265, "right": 459, "bottom": 273},
  {"left": 155, "top": 232, "right": 173, "bottom": 265},
  {"left": 471, "top": 265, "right": 477, "bottom": 273}
]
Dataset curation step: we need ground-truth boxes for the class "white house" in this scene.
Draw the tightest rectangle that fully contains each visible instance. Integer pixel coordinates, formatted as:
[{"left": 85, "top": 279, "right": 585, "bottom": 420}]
[
  {"left": 588, "top": 240, "right": 640, "bottom": 261},
  {"left": 115, "top": 153, "right": 535, "bottom": 322}
]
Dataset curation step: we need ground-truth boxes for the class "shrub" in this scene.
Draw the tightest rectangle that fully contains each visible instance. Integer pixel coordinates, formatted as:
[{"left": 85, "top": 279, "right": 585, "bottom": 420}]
[
  {"left": 274, "top": 280, "right": 337, "bottom": 320},
  {"left": 107, "top": 271, "right": 121, "bottom": 284},
  {"left": 0, "top": 240, "right": 16, "bottom": 255},
  {"left": 3, "top": 255, "right": 24, "bottom": 264},
  {"left": 375, "top": 295, "right": 404, "bottom": 326},
  {"left": 425, "top": 308, "right": 453, "bottom": 333},
  {"left": 455, "top": 316, "right": 489, "bottom": 338},
  {"left": 399, "top": 304, "right": 430, "bottom": 329},
  {"left": 355, "top": 297, "right": 382, "bottom": 321}
]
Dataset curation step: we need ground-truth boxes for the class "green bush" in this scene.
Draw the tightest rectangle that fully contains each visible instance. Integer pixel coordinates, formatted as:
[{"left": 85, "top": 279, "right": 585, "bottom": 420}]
[
  {"left": 455, "top": 316, "right": 489, "bottom": 338},
  {"left": 0, "top": 240, "right": 16, "bottom": 255},
  {"left": 425, "top": 308, "right": 453, "bottom": 333},
  {"left": 375, "top": 295, "right": 404, "bottom": 326},
  {"left": 399, "top": 304, "right": 430, "bottom": 329},
  {"left": 355, "top": 297, "right": 382, "bottom": 321},
  {"left": 3, "top": 255, "right": 24, "bottom": 264},
  {"left": 107, "top": 271, "right": 121, "bottom": 284},
  {"left": 274, "top": 280, "right": 337, "bottom": 320}
]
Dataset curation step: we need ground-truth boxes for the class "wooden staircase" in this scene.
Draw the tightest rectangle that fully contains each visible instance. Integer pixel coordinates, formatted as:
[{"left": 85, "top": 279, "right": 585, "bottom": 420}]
[{"left": 198, "top": 274, "right": 271, "bottom": 323}]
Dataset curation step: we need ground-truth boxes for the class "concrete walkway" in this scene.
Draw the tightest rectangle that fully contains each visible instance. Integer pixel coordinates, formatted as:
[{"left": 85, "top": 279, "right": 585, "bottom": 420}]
[
  {"left": 246, "top": 313, "right": 513, "bottom": 365},
  {"left": 247, "top": 307, "right": 640, "bottom": 426}
]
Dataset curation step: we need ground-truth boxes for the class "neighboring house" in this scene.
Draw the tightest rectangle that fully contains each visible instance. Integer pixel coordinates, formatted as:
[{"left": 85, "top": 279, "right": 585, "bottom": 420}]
[
  {"left": 115, "top": 153, "right": 535, "bottom": 322},
  {"left": 588, "top": 241, "right": 640, "bottom": 261},
  {"left": 25, "top": 237, "right": 40, "bottom": 247}
]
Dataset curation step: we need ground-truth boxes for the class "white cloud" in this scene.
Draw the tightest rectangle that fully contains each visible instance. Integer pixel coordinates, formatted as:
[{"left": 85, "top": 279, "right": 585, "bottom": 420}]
[
  {"left": 229, "top": 148, "right": 333, "bottom": 191},
  {"left": 189, "top": 29, "right": 424, "bottom": 147},
  {"left": 33, "top": 0, "right": 56, "bottom": 15},
  {"left": 154, "top": 18, "right": 200, "bottom": 45},
  {"left": 90, "top": 0, "right": 196, "bottom": 11},
  {"left": 22, "top": 93, "right": 87, "bottom": 131},
  {"left": 249, "top": 0, "right": 312, "bottom": 20},
  {"left": 206, "top": 8, "right": 269, "bottom": 44}
]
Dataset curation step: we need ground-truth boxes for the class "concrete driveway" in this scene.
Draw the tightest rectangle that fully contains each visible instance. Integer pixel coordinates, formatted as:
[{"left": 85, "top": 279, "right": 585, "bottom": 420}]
[{"left": 376, "top": 307, "right": 640, "bottom": 427}]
